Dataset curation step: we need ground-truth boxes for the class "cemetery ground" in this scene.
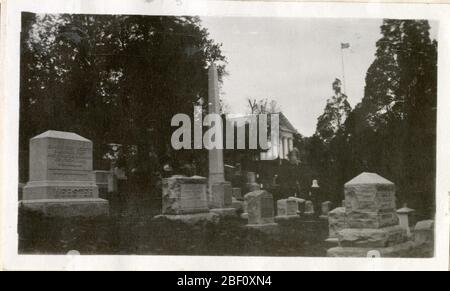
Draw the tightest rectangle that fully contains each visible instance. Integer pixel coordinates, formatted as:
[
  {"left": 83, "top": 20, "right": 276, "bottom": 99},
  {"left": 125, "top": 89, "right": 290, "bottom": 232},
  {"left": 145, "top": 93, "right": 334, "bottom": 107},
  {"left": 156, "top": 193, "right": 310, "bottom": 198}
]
[
  {"left": 18, "top": 198, "right": 331, "bottom": 256},
  {"left": 18, "top": 195, "right": 433, "bottom": 257}
]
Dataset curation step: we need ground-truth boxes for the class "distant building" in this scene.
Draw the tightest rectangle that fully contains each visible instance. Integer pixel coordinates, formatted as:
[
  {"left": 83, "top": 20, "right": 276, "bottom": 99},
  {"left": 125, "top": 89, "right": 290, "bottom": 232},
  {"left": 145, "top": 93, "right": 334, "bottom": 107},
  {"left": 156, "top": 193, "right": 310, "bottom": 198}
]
[{"left": 260, "top": 112, "right": 299, "bottom": 161}]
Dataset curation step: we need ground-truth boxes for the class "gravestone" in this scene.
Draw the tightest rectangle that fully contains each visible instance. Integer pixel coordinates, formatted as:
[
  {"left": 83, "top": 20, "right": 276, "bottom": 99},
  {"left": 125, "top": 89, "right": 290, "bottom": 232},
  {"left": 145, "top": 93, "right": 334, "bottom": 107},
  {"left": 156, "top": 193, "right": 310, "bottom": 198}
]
[
  {"left": 275, "top": 197, "right": 301, "bottom": 225},
  {"left": 304, "top": 200, "right": 315, "bottom": 216},
  {"left": 414, "top": 220, "right": 434, "bottom": 244},
  {"left": 94, "top": 170, "right": 112, "bottom": 199},
  {"left": 162, "top": 175, "right": 209, "bottom": 215},
  {"left": 327, "top": 173, "right": 408, "bottom": 257},
  {"left": 245, "top": 190, "right": 277, "bottom": 226},
  {"left": 276, "top": 198, "right": 298, "bottom": 217},
  {"left": 320, "top": 201, "right": 332, "bottom": 219},
  {"left": 344, "top": 172, "right": 398, "bottom": 228},
  {"left": 21, "top": 130, "right": 109, "bottom": 217},
  {"left": 289, "top": 196, "right": 305, "bottom": 214}
]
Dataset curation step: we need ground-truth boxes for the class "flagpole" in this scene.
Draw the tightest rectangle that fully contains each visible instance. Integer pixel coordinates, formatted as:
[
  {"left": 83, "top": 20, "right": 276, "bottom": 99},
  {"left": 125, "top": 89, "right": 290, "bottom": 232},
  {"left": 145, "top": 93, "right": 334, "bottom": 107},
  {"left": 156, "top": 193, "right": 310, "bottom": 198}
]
[{"left": 341, "top": 46, "right": 347, "bottom": 94}]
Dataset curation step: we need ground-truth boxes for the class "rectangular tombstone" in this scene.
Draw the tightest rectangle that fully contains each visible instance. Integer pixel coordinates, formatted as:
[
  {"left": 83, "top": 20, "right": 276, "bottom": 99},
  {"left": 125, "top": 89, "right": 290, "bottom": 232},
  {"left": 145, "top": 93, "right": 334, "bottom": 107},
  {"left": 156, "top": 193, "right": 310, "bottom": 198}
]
[
  {"left": 277, "top": 198, "right": 298, "bottom": 217},
  {"left": 304, "top": 200, "right": 315, "bottom": 215},
  {"left": 162, "top": 175, "right": 209, "bottom": 215},
  {"left": 22, "top": 131, "right": 108, "bottom": 217},
  {"left": 211, "top": 181, "right": 233, "bottom": 209},
  {"left": 94, "top": 170, "right": 112, "bottom": 198},
  {"left": 246, "top": 190, "right": 275, "bottom": 225}
]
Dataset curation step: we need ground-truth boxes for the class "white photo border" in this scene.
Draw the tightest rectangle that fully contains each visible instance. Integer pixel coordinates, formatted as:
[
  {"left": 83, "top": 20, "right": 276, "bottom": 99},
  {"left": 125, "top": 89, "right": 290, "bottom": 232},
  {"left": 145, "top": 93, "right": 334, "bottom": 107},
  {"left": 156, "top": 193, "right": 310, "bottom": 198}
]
[{"left": 1, "top": 0, "right": 449, "bottom": 271}]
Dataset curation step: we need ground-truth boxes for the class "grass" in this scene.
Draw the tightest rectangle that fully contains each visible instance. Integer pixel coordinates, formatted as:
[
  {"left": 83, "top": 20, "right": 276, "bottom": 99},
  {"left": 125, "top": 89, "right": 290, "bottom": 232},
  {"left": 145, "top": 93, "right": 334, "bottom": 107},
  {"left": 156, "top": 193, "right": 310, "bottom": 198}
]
[{"left": 18, "top": 204, "right": 331, "bottom": 256}]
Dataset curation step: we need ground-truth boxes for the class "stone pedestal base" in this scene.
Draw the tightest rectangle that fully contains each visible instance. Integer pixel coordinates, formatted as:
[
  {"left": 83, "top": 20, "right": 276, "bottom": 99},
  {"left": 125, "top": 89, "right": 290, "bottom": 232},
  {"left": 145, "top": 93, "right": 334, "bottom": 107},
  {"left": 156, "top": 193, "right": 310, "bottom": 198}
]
[
  {"left": 347, "top": 211, "right": 399, "bottom": 229},
  {"left": 338, "top": 225, "right": 407, "bottom": 248},
  {"left": 245, "top": 223, "right": 279, "bottom": 235},
  {"left": 153, "top": 212, "right": 220, "bottom": 225},
  {"left": 23, "top": 181, "right": 99, "bottom": 200},
  {"left": 327, "top": 241, "right": 416, "bottom": 257},
  {"left": 210, "top": 182, "right": 233, "bottom": 209},
  {"left": 20, "top": 198, "right": 109, "bottom": 217},
  {"left": 210, "top": 208, "right": 238, "bottom": 218}
]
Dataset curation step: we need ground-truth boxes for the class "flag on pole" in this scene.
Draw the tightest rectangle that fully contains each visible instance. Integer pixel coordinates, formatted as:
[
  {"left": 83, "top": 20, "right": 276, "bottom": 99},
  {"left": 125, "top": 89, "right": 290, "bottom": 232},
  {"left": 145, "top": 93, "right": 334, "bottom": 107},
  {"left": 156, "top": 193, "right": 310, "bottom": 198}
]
[{"left": 341, "top": 43, "right": 350, "bottom": 49}]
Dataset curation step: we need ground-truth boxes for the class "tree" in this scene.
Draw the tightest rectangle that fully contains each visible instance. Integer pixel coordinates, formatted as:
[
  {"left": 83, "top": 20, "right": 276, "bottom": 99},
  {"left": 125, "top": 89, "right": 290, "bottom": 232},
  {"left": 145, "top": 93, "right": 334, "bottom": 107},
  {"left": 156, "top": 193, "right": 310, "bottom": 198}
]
[
  {"left": 247, "top": 98, "right": 281, "bottom": 114},
  {"left": 304, "top": 20, "right": 437, "bottom": 216},
  {"left": 19, "top": 13, "right": 227, "bottom": 191},
  {"left": 315, "top": 78, "right": 352, "bottom": 143}
]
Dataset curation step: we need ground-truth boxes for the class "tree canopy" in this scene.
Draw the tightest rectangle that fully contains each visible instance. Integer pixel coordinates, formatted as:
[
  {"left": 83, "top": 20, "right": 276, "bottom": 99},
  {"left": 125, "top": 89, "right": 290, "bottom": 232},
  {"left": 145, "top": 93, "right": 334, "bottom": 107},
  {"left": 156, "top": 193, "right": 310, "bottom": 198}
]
[
  {"left": 305, "top": 19, "right": 437, "bottom": 216},
  {"left": 20, "top": 13, "right": 227, "bottom": 186}
]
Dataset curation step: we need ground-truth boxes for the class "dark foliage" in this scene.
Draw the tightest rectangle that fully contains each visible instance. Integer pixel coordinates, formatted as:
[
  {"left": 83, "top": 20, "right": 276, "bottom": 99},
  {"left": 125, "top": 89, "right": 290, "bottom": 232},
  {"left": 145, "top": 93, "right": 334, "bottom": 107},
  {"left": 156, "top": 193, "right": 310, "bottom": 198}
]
[
  {"left": 306, "top": 20, "right": 437, "bottom": 216},
  {"left": 20, "top": 13, "right": 227, "bottom": 191}
]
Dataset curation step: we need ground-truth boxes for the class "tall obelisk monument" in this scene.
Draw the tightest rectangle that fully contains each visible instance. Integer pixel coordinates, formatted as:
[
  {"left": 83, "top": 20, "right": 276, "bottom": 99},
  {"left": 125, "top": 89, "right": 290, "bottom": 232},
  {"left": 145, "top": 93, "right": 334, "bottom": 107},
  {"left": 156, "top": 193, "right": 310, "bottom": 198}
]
[
  {"left": 208, "top": 64, "right": 225, "bottom": 185},
  {"left": 208, "top": 64, "right": 233, "bottom": 211}
]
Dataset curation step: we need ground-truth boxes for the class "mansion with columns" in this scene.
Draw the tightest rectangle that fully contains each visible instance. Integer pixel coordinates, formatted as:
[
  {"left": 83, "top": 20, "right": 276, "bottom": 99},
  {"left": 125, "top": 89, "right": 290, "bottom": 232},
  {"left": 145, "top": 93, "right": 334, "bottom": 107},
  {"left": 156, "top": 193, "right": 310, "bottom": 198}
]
[{"left": 260, "top": 112, "right": 299, "bottom": 161}]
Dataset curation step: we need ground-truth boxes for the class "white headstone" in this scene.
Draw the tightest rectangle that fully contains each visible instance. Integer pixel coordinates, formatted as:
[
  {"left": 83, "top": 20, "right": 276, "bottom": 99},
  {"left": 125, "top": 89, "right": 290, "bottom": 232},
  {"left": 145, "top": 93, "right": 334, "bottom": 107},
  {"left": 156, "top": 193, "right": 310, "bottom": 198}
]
[{"left": 22, "top": 130, "right": 109, "bottom": 217}]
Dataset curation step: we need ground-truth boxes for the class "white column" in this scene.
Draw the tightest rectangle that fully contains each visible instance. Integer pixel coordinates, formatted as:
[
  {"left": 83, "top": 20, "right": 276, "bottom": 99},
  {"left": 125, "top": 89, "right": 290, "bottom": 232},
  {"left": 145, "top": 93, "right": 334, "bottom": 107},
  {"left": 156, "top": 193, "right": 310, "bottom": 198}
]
[
  {"left": 283, "top": 137, "right": 289, "bottom": 159},
  {"left": 279, "top": 137, "right": 283, "bottom": 159},
  {"left": 289, "top": 138, "right": 294, "bottom": 153}
]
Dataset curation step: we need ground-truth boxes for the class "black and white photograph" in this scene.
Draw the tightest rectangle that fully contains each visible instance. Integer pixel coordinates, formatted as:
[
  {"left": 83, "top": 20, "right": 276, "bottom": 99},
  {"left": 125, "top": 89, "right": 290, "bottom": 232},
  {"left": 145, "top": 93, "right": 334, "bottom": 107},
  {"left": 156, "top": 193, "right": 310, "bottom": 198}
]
[{"left": 1, "top": 0, "right": 449, "bottom": 271}]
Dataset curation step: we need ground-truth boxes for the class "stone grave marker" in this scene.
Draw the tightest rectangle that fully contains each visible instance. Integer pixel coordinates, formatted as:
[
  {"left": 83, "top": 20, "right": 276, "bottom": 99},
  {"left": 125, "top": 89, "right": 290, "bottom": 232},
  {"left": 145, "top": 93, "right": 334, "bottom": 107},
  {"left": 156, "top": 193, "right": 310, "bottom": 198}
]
[
  {"left": 162, "top": 175, "right": 210, "bottom": 215},
  {"left": 344, "top": 172, "right": 398, "bottom": 228},
  {"left": 276, "top": 198, "right": 298, "bottom": 217},
  {"left": 94, "top": 170, "right": 112, "bottom": 198},
  {"left": 289, "top": 197, "right": 305, "bottom": 214},
  {"left": 21, "top": 130, "right": 109, "bottom": 217},
  {"left": 304, "top": 200, "right": 315, "bottom": 216},
  {"left": 320, "top": 201, "right": 332, "bottom": 219},
  {"left": 246, "top": 190, "right": 276, "bottom": 225},
  {"left": 327, "top": 173, "right": 408, "bottom": 257}
]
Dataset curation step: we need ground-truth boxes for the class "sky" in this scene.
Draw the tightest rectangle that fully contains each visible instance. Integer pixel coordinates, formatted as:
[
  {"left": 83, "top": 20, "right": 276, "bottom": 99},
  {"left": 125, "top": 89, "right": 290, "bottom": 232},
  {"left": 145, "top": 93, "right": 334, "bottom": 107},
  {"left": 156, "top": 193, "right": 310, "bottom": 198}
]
[{"left": 200, "top": 17, "right": 437, "bottom": 137}]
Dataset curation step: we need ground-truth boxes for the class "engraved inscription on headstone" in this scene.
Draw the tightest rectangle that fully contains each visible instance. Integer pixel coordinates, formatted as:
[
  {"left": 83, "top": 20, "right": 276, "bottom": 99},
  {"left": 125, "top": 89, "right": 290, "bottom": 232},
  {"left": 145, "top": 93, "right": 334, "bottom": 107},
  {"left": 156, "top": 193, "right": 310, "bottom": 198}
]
[
  {"left": 162, "top": 176, "right": 209, "bottom": 215},
  {"left": 180, "top": 183, "right": 207, "bottom": 210},
  {"left": 246, "top": 190, "right": 276, "bottom": 225},
  {"left": 21, "top": 130, "right": 108, "bottom": 217}
]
